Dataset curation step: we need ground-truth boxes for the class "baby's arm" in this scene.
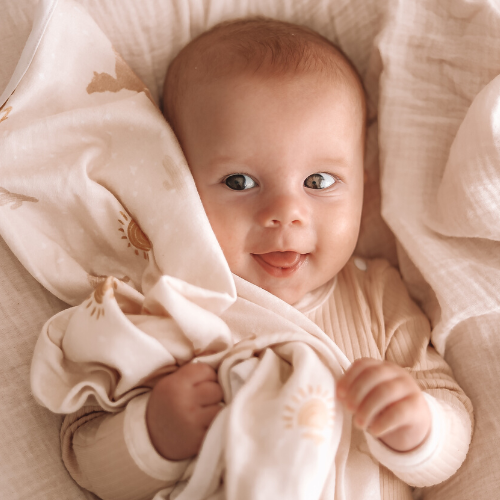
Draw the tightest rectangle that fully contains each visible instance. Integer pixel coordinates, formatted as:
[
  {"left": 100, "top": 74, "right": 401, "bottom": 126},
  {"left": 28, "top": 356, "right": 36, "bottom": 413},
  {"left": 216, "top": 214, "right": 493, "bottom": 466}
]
[
  {"left": 342, "top": 260, "right": 473, "bottom": 487},
  {"left": 61, "top": 363, "right": 222, "bottom": 500}
]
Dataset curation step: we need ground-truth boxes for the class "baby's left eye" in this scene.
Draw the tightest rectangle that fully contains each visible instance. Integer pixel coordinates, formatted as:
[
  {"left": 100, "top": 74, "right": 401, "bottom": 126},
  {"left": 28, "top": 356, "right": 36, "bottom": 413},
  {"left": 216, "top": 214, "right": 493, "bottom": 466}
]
[
  {"left": 304, "top": 173, "right": 337, "bottom": 190},
  {"left": 224, "top": 173, "right": 257, "bottom": 191}
]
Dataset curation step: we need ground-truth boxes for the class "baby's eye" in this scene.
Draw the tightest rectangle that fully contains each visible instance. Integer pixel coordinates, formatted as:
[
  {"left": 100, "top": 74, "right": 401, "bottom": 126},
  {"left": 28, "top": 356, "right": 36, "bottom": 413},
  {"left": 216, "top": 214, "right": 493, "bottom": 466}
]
[
  {"left": 224, "top": 174, "right": 257, "bottom": 191},
  {"left": 304, "top": 173, "right": 337, "bottom": 190}
]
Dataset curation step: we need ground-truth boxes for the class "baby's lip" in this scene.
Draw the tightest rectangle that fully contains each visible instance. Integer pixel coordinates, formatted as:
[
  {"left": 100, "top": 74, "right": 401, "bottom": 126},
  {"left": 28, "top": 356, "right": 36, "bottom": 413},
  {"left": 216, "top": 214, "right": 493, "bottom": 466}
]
[
  {"left": 251, "top": 251, "right": 308, "bottom": 278},
  {"left": 256, "top": 251, "right": 302, "bottom": 268}
]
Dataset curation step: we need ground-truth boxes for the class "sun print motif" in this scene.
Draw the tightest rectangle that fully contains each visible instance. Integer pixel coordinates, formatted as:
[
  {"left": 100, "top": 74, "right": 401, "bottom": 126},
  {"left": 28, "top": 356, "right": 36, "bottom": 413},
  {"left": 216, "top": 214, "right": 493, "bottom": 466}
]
[
  {"left": 84, "top": 276, "right": 117, "bottom": 320},
  {"left": 0, "top": 96, "right": 13, "bottom": 124},
  {"left": 283, "top": 385, "right": 335, "bottom": 445},
  {"left": 0, "top": 187, "right": 39, "bottom": 209},
  {"left": 86, "top": 48, "right": 154, "bottom": 105},
  {"left": 117, "top": 211, "right": 151, "bottom": 260},
  {"left": 0, "top": 106, "right": 12, "bottom": 124},
  {"left": 88, "top": 273, "right": 130, "bottom": 289}
]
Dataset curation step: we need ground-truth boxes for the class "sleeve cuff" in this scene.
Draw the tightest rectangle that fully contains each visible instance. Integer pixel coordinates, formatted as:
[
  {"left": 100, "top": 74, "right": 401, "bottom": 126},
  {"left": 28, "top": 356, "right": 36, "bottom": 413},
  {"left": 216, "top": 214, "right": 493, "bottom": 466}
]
[
  {"left": 365, "top": 392, "right": 471, "bottom": 487},
  {"left": 123, "top": 392, "right": 190, "bottom": 481},
  {"left": 365, "top": 392, "right": 442, "bottom": 472}
]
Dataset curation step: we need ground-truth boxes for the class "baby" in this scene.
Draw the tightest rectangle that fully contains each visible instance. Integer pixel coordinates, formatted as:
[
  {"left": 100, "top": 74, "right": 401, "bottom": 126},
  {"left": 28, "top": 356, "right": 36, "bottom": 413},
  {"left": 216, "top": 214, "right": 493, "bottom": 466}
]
[{"left": 65, "top": 18, "right": 473, "bottom": 500}]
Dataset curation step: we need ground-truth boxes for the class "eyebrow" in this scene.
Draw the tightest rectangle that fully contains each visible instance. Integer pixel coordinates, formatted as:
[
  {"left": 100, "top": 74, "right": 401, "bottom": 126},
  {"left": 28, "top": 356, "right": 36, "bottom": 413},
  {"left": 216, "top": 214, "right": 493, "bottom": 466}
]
[
  {"left": 204, "top": 157, "right": 254, "bottom": 173},
  {"left": 207, "top": 156, "right": 350, "bottom": 169},
  {"left": 312, "top": 157, "right": 350, "bottom": 167}
]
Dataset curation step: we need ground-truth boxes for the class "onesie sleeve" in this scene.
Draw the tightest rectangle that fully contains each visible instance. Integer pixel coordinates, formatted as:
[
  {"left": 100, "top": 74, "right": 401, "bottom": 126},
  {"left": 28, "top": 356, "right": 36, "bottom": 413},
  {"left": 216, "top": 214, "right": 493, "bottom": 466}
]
[
  {"left": 363, "top": 260, "right": 473, "bottom": 487},
  {"left": 61, "top": 393, "right": 190, "bottom": 500}
]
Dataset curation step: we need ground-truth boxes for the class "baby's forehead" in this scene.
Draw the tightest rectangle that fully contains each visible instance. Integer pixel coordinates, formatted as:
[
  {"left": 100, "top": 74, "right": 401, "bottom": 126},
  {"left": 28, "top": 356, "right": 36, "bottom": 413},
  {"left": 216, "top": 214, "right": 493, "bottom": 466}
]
[{"left": 163, "top": 19, "right": 366, "bottom": 129}]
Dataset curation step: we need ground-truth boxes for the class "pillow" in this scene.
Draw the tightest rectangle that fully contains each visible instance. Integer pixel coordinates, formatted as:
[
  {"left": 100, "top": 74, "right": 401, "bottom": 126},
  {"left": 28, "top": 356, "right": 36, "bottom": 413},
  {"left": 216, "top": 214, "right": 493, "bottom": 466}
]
[
  {"left": 0, "top": 0, "right": 391, "bottom": 498},
  {"left": 377, "top": 0, "right": 500, "bottom": 498},
  {"left": 428, "top": 74, "right": 500, "bottom": 240}
]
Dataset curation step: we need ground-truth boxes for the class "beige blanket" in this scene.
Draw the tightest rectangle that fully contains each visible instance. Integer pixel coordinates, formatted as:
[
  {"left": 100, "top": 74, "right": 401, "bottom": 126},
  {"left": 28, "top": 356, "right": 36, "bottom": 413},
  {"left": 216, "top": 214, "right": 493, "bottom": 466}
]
[{"left": 0, "top": 1, "right": 380, "bottom": 498}]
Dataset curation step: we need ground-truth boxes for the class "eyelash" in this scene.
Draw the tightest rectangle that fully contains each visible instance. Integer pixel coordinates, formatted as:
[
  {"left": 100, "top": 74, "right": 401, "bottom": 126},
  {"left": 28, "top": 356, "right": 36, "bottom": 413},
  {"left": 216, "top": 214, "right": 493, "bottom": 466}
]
[{"left": 221, "top": 172, "right": 342, "bottom": 191}]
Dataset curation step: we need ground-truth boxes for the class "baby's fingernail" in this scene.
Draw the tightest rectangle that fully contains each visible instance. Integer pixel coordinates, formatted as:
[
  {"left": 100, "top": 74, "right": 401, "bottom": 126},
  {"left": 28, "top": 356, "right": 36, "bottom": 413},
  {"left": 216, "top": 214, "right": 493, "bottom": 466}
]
[
  {"left": 354, "top": 416, "right": 365, "bottom": 429},
  {"left": 344, "top": 401, "right": 357, "bottom": 412}
]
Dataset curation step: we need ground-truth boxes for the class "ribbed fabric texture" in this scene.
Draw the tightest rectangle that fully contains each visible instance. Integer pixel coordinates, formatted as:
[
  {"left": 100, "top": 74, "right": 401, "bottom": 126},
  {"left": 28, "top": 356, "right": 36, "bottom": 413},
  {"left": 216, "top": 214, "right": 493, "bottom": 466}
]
[
  {"left": 61, "top": 405, "right": 172, "bottom": 500},
  {"left": 299, "top": 258, "right": 473, "bottom": 499},
  {"left": 61, "top": 258, "right": 473, "bottom": 500}
]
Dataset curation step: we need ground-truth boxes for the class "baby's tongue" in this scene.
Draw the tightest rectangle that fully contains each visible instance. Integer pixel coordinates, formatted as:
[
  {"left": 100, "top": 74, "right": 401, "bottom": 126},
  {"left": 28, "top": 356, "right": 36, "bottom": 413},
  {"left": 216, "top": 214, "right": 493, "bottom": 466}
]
[{"left": 258, "top": 251, "right": 301, "bottom": 268}]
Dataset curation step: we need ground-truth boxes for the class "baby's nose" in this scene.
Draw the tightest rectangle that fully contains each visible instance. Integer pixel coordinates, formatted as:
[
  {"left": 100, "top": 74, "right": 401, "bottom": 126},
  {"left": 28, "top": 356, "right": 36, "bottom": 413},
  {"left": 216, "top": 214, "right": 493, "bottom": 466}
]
[{"left": 257, "top": 193, "right": 307, "bottom": 227}]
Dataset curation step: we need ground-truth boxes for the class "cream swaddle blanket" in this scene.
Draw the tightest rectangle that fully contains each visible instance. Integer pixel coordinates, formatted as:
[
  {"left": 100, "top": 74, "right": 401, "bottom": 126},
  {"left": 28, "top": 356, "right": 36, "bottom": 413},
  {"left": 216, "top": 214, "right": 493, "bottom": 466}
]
[{"left": 0, "top": 1, "right": 380, "bottom": 498}]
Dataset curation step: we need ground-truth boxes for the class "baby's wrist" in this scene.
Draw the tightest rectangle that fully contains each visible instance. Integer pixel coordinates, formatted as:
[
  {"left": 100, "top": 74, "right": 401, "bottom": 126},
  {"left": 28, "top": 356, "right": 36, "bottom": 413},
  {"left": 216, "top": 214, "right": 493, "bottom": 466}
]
[
  {"left": 376, "top": 397, "right": 432, "bottom": 452},
  {"left": 377, "top": 422, "right": 431, "bottom": 452}
]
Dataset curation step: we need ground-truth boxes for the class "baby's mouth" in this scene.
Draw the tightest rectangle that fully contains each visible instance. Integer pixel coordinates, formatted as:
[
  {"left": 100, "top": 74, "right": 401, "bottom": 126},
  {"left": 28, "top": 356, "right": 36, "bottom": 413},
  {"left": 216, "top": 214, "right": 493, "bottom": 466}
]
[{"left": 252, "top": 251, "right": 308, "bottom": 277}]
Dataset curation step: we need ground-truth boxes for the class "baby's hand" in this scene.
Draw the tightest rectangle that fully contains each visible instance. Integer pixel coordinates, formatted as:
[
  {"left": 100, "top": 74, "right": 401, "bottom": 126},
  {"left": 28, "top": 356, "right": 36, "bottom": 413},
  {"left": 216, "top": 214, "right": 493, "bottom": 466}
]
[
  {"left": 146, "top": 362, "right": 223, "bottom": 461},
  {"left": 336, "top": 358, "right": 431, "bottom": 452}
]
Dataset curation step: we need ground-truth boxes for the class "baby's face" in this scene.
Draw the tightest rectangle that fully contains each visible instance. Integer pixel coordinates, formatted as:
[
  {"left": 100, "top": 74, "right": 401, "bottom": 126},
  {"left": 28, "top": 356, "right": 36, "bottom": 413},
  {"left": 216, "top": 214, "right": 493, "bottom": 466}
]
[{"left": 176, "top": 73, "right": 365, "bottom": 304}]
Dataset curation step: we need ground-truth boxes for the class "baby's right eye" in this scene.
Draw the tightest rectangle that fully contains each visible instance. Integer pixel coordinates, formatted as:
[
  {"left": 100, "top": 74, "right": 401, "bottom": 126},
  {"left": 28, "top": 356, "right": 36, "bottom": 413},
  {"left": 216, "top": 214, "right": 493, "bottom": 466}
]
[{"left": 224, "top": 174, "right": 257, "bottom": 191}]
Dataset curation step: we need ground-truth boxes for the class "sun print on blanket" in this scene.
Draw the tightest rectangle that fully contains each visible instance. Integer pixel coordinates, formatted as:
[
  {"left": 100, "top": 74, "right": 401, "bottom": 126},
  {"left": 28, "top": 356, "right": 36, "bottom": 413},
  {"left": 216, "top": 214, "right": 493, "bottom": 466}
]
[
  {"left": 0, "top": 187, "right": 39, "bottom": 210},
  {"left": 0, "top": 103, "right": 12, "bottom": 124},
  {"left": 0, "top": 92, "right": 14, "bottom": 124},
  {"left": 117, "top": 211, "right": 151, "bottom": 260},
  {"left": 84, "top": 276, "right": 117, "bottom": 320},
  {"left": 283, "top": 386, "right": 335, "bottom": 445},
  {"left": 87, "top": 273, "right": 130, "bottom": 289},
  {"left": 86, "top": 48, "right": 154, "bottom": 104}
]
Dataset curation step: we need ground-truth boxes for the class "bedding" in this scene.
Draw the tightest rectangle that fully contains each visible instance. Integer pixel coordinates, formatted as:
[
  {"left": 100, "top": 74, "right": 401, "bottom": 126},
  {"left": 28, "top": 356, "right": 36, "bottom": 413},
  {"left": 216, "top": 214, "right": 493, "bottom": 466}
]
[
  {"left": 0, "top": 0, "right": 499, "bottom": 498},
  {"left": 378, "top": 0, "right": 500, "bottom": 497}
]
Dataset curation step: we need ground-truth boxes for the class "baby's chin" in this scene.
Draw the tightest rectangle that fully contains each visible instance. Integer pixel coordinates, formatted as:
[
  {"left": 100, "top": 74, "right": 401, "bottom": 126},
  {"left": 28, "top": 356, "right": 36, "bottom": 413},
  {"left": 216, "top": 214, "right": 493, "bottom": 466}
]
[{"left": 259, "top": 281, "right": 319, "bottom": 306}]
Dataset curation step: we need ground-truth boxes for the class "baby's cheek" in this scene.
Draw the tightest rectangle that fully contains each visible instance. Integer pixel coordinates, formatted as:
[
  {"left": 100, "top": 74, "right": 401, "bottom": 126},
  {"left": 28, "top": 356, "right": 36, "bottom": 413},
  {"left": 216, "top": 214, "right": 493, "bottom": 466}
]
[{"left": 211, "top": 227, "right": 245, "bottom": 272}]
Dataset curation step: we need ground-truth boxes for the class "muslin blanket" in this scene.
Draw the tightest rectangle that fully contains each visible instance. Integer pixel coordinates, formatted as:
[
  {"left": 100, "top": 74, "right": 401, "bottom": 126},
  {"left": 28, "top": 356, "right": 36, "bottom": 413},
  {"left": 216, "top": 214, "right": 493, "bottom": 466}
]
[{"left": 0, "top": 1, "right": 380, "bottom": 498}]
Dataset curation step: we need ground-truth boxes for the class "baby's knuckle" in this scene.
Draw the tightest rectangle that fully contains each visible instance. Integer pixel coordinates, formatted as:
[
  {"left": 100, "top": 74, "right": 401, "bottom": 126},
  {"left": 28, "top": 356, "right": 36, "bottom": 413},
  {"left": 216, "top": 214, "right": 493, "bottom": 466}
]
[
  {"left": 194, "top": 362, "right": 216, "bottom": 378},
  {"left": 155, "top": 374, "right": 177, "bottom": 395},
  {"left": 400, "top": 395, "right": 419, "bottom": 419}
]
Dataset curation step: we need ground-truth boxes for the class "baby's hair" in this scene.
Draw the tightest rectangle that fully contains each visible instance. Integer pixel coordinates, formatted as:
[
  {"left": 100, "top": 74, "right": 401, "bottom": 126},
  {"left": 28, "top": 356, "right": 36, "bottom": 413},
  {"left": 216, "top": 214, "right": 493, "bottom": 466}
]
[{"left": 163, "top": 17, "right": 366, "bottom": 138}]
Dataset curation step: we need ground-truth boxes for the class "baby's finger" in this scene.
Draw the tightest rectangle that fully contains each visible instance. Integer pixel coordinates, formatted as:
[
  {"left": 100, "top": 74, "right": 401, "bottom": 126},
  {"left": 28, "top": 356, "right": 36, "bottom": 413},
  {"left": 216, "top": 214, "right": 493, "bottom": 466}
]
[
  {"left": 339, "top": 362, "right": 401, "bottom": 412},
  {"left": 180, "top": 362, "right": 218, "bottom": 385},
  {"left": 367, "top": 393, "right": 422, "bottom": 438},
  {"left": 337, "top": 358, "right": 381, "bottom": 399},
  {"left": 199, "top": 403, "right": 223, "bottom": 429},
  {"left": 353, "top": 376, "right": 418, "bottom": 430},
  {"left": 195, "top": 380, "right": 224, "bottom": 406}
]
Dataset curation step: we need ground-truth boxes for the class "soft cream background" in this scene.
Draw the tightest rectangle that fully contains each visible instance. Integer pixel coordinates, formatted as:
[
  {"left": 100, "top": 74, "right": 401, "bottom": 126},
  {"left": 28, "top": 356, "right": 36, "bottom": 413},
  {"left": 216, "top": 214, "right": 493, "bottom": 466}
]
[{"left": 1, "top": 0, "right": 499, "bottom": 498}]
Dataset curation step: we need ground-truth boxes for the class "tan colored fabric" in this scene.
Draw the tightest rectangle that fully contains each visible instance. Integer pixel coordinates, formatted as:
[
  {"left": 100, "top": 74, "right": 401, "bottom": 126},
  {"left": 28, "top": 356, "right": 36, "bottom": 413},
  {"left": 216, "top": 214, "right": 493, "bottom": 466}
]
[
  {"left": 61, "top": 405, "right": 172, "bottom": 500},
  {"left": 377, "top": 0, "right": 500, "bottom": 498},
  {"left": 0, "top": 235, "right": 97, "bottom": 499},
  {"left": 61, "top": 259, "right": 472, "bottom": 500}
]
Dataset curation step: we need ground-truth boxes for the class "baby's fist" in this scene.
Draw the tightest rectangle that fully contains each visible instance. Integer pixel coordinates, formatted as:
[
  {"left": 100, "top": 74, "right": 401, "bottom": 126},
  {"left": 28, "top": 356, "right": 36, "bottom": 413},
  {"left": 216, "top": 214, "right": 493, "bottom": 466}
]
[
  {"left": 146, "top": 362, "right": 223, "bottom": 461},
  {"left": 336, "top": 358, "right": 431, "bottom": 452}
]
